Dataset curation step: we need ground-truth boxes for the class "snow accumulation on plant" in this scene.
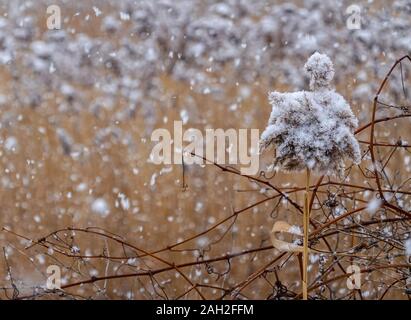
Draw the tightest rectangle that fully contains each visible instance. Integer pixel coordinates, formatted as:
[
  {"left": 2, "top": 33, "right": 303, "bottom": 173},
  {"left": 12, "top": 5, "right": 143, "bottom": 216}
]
[{"left": 260, "top": 52, "right": 361, "bottom": 176}]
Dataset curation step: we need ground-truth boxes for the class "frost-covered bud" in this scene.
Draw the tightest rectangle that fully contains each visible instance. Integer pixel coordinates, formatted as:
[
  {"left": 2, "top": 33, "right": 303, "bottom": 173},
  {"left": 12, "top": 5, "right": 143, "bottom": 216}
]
[{"left": 304, "top": 52, "right": 335, "bottom": 90}]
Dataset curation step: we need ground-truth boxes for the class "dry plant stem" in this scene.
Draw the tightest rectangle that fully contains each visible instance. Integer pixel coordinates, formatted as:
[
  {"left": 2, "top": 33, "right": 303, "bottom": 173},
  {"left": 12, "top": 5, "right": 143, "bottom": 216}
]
[
  {"left": 369, "top": 55, "right": 411, "bottom": 200},
  {"left": 302, "top": 168, "right": 311, "bottom": 300}
]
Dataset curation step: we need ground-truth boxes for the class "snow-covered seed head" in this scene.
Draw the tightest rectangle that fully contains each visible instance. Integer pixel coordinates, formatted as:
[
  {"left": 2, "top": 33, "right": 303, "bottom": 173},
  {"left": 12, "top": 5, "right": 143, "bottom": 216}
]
[
  {"left": 304, "top": 52, "right": 335, "bottom": 90},
  {"left": 260, "top": 53, "right": 361, "bottom": 176}
]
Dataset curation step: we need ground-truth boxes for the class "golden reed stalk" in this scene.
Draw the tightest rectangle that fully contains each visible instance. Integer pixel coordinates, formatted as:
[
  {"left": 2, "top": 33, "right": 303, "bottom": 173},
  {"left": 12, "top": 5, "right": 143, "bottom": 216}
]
[{"left": 302, "top": 168, "right": 311, "bottom": 300}]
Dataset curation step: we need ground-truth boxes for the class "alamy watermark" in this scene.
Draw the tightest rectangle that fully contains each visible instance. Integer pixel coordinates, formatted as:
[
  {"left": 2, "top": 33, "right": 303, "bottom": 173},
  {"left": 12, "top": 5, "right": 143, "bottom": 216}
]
[
  {"left": 47, "top": 5, "right": 61, "bottom": 30},
  {"left": 149, "top": 121, "right": 260, "bottom": 175},
  {"left": 46, "top": 265, "right": 61, "bottom": 290},
  {"left": 346, "top": 4, "right": 362, "bottom": 30}
]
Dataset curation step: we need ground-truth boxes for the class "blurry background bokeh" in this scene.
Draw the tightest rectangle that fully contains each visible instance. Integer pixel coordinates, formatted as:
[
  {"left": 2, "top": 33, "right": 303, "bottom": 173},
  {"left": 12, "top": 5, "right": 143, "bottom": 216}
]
[{"left": 0, "top": 0, "right": 410, "bottom": 299}]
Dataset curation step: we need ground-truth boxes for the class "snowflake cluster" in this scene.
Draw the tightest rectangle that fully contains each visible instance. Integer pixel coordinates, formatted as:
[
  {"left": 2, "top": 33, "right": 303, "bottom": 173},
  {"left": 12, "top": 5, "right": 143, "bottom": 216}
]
[{"left": 260, "top": 52, "right": 361, "bottom": 176}]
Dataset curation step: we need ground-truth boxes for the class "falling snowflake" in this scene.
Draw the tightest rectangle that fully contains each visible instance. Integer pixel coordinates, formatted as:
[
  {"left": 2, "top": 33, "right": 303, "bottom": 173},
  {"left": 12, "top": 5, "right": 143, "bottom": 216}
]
[{"left": 91, "top": 198, "right": 110, "bottom": 217}]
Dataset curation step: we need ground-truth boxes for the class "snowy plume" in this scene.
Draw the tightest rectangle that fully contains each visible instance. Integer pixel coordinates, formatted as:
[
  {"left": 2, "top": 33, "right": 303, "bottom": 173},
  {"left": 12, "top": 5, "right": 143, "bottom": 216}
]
[
  {"left": 304, "top": 51, "right": 335, "bottom": 90},
  {"left": 260, "top": 52, "right": 361, "bottom": 176}
]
